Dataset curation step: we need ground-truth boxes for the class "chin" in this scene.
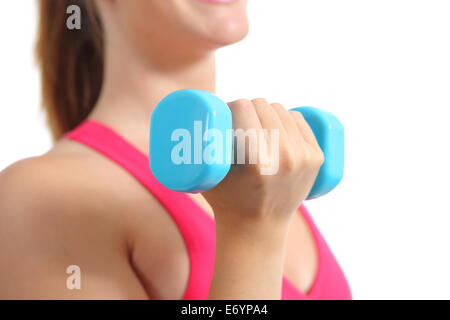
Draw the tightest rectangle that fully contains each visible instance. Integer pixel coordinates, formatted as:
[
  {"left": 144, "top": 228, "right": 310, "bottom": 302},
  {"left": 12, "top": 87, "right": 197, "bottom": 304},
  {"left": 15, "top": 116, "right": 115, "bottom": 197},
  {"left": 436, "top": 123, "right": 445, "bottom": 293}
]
[
  {"left": 188, "top": 0, "right": 249, "bottom": 49},
  {"left": 193, "top": 8, "right": 249, "bottom": 49},
  {"left": 207, "top": 21, "right": 249, "bottom": 48}
]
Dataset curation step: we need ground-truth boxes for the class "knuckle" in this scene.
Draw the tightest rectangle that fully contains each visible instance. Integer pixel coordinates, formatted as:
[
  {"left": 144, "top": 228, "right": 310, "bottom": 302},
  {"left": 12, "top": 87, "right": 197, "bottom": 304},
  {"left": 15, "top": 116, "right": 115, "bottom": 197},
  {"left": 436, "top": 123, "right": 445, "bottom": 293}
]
[
  {"left": 271, "top": 102, "right": 284, "bottom": 109},
  {"left": 272, "top": 103, "right": 288, "bottom": 115},
  {"left": 251, "top": 97, "right": 269, "bottom": 106},
  {"left": 302, "top": 146, "right": 324, "bottom": 168},
  {"left": 316, "top": 149, "right": 325, "bottom": 166},
  {"left": 279, "top": 146, "right": 297, "bottom": 172},
  {"left": 229, "top": 98, "right": 252, "bottom": 110},
  {"left": 289, "top": 110, "right": 305, "bottom": 122},
  {"left": 302, "top": 147, "right": 313, "bottom": 166}
]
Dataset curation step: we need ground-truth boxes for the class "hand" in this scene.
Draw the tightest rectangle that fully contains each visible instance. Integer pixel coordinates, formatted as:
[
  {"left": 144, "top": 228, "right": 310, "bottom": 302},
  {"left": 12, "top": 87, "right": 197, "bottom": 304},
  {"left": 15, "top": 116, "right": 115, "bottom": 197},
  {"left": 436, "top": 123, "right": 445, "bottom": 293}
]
[
  {"left": 204, "top": 98, "right": 324, "bottom": 228},
  {"left": 205, "top": 98, "right": 324, "bottom": 300}
]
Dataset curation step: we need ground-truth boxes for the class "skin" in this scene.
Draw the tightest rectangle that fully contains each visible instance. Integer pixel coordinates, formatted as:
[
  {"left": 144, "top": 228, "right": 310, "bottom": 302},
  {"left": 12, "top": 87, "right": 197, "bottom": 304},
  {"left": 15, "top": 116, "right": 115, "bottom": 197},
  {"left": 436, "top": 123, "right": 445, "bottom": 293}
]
[{"left": 0, "top": 0, "right": 323, "bottom": 299}]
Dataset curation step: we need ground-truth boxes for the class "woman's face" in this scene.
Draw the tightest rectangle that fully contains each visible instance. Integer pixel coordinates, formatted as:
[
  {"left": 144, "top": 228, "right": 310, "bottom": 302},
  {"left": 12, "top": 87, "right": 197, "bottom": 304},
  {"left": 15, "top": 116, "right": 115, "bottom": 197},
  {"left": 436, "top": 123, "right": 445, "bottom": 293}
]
[{"left": 102, "top": 0, "right": 249, "bottom": 59}]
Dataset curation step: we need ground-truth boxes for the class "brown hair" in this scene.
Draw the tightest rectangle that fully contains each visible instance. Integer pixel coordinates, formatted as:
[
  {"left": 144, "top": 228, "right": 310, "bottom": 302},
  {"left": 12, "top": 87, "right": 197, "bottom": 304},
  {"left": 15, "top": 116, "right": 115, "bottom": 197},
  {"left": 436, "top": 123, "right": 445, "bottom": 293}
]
[{"left": 36, "top": 0, "right": 104, "bottom": 140}]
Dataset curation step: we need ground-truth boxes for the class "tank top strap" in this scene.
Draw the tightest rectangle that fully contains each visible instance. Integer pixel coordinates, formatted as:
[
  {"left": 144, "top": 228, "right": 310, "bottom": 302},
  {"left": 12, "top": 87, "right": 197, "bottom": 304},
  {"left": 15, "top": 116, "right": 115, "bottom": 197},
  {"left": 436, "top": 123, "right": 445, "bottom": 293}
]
[{"left": 64, "top": 120, "right": 216, "bottom": 299}]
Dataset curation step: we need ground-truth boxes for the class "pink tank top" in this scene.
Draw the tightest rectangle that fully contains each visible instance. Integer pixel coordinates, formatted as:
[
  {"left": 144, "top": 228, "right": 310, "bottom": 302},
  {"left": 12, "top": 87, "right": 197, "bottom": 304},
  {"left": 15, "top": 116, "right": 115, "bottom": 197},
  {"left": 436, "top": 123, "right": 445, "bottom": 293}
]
[{"left": 65, "top": 120, "right": 352, "bottom": 300}]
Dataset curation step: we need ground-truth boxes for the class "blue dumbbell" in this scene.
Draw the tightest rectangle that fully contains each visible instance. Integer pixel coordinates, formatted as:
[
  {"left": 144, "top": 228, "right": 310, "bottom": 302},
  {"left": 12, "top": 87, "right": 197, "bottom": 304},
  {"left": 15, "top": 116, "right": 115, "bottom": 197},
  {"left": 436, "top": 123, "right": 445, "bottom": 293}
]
[{"left": 149, "top": 89, "right": 344, "bottom": 199}]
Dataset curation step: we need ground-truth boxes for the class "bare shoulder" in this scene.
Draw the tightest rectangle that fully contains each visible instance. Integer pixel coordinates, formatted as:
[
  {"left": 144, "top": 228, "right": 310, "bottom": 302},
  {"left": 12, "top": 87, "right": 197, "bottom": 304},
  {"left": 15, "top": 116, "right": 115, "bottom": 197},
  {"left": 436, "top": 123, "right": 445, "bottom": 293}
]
[
  {"left": 0, "top": 141, "right": 155, "bottom": 299},
  {"left": 0, "top": 141, "right": 112, "bottom": 221},
  {"left": 0, "top": 138, "right": 162, "bottom": 223},
  {"left": 0, "top": 152, "right": 81, "bottom": 216}
]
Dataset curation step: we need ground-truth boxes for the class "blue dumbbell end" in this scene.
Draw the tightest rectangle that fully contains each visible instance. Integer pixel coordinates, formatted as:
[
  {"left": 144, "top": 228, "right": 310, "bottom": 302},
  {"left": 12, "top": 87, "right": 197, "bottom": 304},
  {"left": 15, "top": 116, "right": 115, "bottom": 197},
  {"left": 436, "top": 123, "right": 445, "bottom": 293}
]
[
  {"left": 150, "top": 89, "right": 233, "bottom": 193},
  {"left": 290, "top": 107, "right": 345, "bottom": 199}
]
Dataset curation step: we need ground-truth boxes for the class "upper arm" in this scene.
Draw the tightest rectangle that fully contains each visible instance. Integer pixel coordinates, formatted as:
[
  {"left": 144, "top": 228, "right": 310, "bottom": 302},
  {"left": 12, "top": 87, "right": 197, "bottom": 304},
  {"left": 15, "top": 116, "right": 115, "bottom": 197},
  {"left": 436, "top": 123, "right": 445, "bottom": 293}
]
[{"left": 0, "top": 158, "right": 149, "bottom": 299}]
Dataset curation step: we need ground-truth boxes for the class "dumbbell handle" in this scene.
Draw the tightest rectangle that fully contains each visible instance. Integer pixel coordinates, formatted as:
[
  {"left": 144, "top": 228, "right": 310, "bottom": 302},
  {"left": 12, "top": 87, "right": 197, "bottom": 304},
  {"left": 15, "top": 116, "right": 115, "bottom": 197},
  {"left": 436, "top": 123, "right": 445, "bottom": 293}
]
[{"left": 149, "top": 89, "right": 344, "bottom": 199}]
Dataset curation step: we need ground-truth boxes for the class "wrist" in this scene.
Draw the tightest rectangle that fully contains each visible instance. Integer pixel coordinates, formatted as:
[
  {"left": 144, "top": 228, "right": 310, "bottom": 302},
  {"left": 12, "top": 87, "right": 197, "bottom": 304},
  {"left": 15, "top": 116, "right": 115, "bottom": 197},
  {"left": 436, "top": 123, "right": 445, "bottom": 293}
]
[
  {"left": 214, "top": 211, "right": 291, "bottom": 253},
  {"left": 211, "top": 217, "right": 288, "bottom": 300}
]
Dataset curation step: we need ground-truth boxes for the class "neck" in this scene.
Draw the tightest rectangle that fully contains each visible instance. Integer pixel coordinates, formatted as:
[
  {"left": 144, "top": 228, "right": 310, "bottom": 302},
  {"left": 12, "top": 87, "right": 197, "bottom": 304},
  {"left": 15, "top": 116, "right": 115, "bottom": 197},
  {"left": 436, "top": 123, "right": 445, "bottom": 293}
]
[{"left": 90, "top": 46, "right": 216, "bottom": 155}]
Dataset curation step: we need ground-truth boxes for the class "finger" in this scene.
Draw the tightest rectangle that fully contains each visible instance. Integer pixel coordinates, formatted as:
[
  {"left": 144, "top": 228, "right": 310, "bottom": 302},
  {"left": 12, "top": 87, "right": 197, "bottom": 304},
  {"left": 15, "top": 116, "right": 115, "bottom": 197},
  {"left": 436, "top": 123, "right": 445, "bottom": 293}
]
[
  {"left": 252, "top": 99, "right": 291, "bottom": 163},
  {"left": 251, "top": 98, "right": 289, "bottom": 140},
  {"left": 271, "top": 103, "right": 305, "bottom": 147},
  {"left": 228, "top": 99, "right": 262, "bottom": 131},
  {"left": 227, "top": 99, "right": 262, "bottom": 165},
  {"left": 289, "top": 110, "right": 321, "bottom": 150}
]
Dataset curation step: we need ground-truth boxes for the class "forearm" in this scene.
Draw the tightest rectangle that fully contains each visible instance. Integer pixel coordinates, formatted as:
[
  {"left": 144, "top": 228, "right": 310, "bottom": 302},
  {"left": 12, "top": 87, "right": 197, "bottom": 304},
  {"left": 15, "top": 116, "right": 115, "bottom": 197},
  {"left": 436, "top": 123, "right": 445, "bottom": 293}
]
[{"left": 208, "top": 216, "right": 290, "bottom": 300}]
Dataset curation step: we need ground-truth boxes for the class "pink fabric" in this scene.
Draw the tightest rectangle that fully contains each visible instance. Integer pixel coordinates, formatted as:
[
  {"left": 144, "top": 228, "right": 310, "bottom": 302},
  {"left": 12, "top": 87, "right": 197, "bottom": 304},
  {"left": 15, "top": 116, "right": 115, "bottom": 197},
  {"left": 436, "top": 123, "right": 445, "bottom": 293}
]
[{"left": 65, "top": 120, "right": 352, "bottom": 300}]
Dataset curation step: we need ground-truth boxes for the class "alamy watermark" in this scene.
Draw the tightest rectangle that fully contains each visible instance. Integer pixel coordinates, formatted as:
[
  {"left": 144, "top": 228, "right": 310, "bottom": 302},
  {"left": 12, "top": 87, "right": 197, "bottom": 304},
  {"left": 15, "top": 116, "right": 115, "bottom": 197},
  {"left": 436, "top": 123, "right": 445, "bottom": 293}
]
[
  {"left": 66, "top": 5, "right": 81, "bottom": 30},
  {"left": 171, "top": 122, "right": 280, "bottom": 175},
  {"left": 66, "top": 265, "right": 81, "bottom": 290}
]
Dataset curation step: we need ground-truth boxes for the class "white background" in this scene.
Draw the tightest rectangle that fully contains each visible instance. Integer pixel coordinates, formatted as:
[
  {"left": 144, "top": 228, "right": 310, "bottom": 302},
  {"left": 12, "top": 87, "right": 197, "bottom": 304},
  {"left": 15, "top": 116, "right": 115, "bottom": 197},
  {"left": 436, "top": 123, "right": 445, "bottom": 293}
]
[{"left": 1, "top": 1, "right": 450, "bottom": 299}]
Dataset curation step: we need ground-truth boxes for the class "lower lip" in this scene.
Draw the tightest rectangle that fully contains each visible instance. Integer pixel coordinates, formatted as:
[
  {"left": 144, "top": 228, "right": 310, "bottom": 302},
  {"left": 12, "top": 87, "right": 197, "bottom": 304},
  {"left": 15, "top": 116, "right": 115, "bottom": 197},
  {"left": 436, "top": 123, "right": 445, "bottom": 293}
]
[{"left": 197, "top": 0, "right": 239, "bottom": 4}]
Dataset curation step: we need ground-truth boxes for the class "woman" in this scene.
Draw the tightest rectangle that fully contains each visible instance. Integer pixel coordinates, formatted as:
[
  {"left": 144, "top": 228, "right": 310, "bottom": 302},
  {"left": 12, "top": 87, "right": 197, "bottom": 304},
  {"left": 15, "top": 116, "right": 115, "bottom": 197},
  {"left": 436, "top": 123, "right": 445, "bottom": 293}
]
[{"left": 0, "top": 0, "right": 351, "bottom": 299}]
